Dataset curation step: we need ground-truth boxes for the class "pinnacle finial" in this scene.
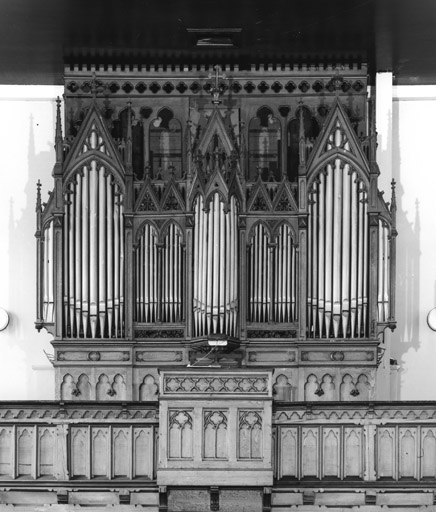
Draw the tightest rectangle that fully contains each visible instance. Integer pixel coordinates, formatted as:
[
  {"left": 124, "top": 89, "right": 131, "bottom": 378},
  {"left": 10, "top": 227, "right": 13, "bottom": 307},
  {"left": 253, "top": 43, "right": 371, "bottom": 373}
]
[
  {"left": 36, "top": 180, "right": 42, "bottom": 211},
  {"left": 55, "top": 96, "right": 63, "bottom": 163}
]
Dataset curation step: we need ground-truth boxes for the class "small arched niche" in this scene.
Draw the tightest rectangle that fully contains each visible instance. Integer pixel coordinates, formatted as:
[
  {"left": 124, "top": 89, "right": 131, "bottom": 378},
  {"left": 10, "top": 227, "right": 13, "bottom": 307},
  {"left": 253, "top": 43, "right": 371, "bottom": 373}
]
[
  {"left": 248, "top": 106, "right": 281, "bottom": 181},
  {"left": 149, "top": 107, "right": 182, "bottom": 180}
]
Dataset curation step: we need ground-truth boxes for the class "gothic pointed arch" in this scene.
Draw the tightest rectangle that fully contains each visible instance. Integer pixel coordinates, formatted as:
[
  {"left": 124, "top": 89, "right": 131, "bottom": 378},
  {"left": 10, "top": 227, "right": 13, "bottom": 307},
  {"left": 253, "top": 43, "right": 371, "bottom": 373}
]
[
  {"left": 287, "top": 105, "right": 320, "bottom": 181},
  {"left": 193, "top": 108, "right": 241, "bottom": 188},
  {"left": 247, "top": 180, "right": 273, "bottom": 212},
  {"left": 248, "top": 106, "right": 281, "bottom": 181},
  {"left": 110, "top": 106, "right": 144, "bottom": 179},
  {"left": 149, "top": 107, "right": 182, "bottom": 180},
  {"left": 135, "top": 180, "right": 160, "bottom": 212},
  {"left": 307, "top": 100, "right": 370, "bottom": 185},
  {"left": 273, "top": 180, "right": 298, "bottom": 212},
  {"left": 63, "top": 104, "right": 125, "bottom": 189}
]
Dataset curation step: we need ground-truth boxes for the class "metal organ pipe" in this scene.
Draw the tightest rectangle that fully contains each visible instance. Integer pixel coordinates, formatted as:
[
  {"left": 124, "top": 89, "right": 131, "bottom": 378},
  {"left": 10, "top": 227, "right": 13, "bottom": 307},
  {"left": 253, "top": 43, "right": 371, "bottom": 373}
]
[
  {"left": 75, "top": 173, "right": 82, "bottom": 336},
  {"left": 357, "top": 186, "right": 365, "bottom": 336},
  {"left": 324, "top": 163, "right": 333, "bottom": 337},
  {"left": 362, "top": 187, "right": 369, "bottom": 334},
  {"left": 378, "top": 220, "right": 390, "bottom": 322},
  {"left": 341, "top": 162, "right": 351, "bottom": 337},
  {"left": 349, "top": 172, "right": 358, "bottom": 337},
  {"left": 89, "top": 161, "right": 98, "bottom": 338},
  {"left": 81, "top": 166, "right": 89, "bottom": 336},
  {"left": 317, "top": 172, "right": 325, "bottom": 336}
]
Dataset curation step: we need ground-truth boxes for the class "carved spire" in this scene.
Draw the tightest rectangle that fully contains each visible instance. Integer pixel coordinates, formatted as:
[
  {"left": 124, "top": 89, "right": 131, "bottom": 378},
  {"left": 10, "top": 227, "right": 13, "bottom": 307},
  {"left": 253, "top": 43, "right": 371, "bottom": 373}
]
[
  {"left": 36, "top": 179, "right": 42, "bottom": 213},
  {"left": 390, "top": 179, "right": 397, "bottom": 234},
  {"left": 298, "top": 102, "right": 306, "bottom": 170},
  {"left": 368, "top": 96, "right": 377, "bottom": 165},
  {"left": 125, "top": 101, "right": 133, "bottom": 173},
  {"left": 55, "top": 96, "right": 63, "bottom": 164},
  {"left": 36, "top": 180, "right": 42, "bottom": 236}
]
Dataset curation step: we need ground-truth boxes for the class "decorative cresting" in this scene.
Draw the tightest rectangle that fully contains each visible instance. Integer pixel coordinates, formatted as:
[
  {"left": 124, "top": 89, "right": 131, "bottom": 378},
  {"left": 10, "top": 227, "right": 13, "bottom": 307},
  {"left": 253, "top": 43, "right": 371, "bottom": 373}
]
[
  {"left": 307, "top": 102, "right": 376, "bottom": 339},
  {"left": 134, "top": 222, "right": 184, "bottom": 323},
  {"left": 248, "top": 223, "right": 297, "bottom": 323},
  {"left": 63, "top": 121, "right": 125, "bottom": 338}
]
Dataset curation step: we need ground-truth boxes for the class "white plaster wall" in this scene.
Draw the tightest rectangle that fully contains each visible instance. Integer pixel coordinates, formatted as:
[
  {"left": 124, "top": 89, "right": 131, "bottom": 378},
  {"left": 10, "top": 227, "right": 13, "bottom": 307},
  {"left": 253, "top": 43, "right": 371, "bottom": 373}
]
[
  {"left": 0, "top": 85, "right": 63, "bottom": 399},
  {"left": 377, "top": 81, "right": 436, "bottom": 399}
]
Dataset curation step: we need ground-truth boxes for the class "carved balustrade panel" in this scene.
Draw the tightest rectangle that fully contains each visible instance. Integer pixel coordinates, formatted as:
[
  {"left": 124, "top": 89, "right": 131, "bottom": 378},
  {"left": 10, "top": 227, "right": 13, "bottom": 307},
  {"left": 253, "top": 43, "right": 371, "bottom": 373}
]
[
  {"left": 274, "top": 403, "right": 436, "bottom": 483},
  {"left": 0, "top": 403, "right": 158, "bottom": 482}
]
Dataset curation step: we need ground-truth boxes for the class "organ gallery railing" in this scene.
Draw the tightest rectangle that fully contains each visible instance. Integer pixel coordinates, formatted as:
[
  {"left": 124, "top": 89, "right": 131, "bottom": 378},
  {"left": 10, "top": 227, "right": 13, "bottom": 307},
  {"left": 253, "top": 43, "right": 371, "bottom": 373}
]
[
  {"left": 0, "top": 402, "right": 434, "bottom": 484},
  {"left": 274, "top": 402, "right": 436, "bottom": 482},
  {"left": 0, "top": 402, "right": 157, "bottom": 481}
]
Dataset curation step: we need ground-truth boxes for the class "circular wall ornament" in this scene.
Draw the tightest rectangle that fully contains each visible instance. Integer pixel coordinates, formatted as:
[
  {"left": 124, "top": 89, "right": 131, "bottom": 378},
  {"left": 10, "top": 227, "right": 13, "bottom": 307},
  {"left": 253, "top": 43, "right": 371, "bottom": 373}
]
[
  {"left": 0, "top": 308, "right": 9, "bottom": 331},
  {"left": 427, "top": 308, "right": 436, "bottom": 331}
]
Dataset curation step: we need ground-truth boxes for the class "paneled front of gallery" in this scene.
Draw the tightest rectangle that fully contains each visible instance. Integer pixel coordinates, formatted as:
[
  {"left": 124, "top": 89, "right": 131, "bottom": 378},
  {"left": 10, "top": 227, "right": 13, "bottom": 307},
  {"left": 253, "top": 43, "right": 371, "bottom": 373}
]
[{"left": 1, "top": 60, "right": 435, "bottom": 511}]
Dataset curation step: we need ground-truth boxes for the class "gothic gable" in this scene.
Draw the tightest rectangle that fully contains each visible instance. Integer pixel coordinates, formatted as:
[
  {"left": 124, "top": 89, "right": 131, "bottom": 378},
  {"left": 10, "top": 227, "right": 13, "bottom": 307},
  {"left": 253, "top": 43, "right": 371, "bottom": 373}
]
[
  {"left": 306, "top": 100, "right": 370, "bottom": 182},
  {"left": 63, "top": 104, "right": 125, "bottom": 186}
]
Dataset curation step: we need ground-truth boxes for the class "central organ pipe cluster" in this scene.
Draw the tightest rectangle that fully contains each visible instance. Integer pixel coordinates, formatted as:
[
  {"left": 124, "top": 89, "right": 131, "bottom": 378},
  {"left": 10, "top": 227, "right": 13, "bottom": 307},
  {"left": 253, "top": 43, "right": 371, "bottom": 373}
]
[{"left": 193, "top": 194, "right": 239, "bottom": 337}]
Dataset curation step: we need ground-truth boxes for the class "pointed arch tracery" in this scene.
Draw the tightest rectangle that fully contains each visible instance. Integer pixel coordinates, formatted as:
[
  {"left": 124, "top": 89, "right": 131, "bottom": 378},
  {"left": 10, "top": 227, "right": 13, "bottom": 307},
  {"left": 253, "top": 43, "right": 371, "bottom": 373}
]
[
  {"left": 248, "top": 106, "right": 281, "bottom": 181},
  {"left": 149, "top": 107, "right": 182, "bottom": 179},
  {"left": 287, "top": 106, "right": 320, "bottom": 181}
]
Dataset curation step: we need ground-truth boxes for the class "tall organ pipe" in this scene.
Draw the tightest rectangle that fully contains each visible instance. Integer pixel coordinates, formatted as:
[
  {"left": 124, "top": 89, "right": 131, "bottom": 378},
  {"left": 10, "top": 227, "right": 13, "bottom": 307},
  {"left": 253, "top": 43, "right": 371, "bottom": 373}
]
[
  {"left": 81, "top": 166, "right": 89, "bottom": 336},
  {"left": 75, "top": 173, "right": 82, "bottom": 336},
  {"left": 350, "top": 172, "right": 358, "bottom": 337},
  {"left": 341, "top": 163, "right": 351, "bottom": 337}
]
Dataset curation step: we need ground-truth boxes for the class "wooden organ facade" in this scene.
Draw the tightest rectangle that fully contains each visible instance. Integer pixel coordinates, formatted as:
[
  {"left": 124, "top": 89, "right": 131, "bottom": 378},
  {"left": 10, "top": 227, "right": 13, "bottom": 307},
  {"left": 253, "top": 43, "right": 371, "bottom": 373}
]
[{"left": 35, "top": 63, "right": 396, "bottom": 402}]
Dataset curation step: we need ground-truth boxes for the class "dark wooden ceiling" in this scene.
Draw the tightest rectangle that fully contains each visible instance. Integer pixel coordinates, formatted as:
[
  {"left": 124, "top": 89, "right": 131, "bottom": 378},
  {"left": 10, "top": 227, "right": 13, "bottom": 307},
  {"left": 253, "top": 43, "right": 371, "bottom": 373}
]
[{"left": 1, "top": 0, "right": 435, "bottom": 85}]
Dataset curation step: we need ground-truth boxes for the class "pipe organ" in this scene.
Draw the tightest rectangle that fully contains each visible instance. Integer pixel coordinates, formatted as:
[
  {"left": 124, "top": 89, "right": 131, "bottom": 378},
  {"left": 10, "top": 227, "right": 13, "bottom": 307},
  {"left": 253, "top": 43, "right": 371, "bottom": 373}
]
[{"left": 35, "top": 63, "right": 397, "bottom": 402}]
